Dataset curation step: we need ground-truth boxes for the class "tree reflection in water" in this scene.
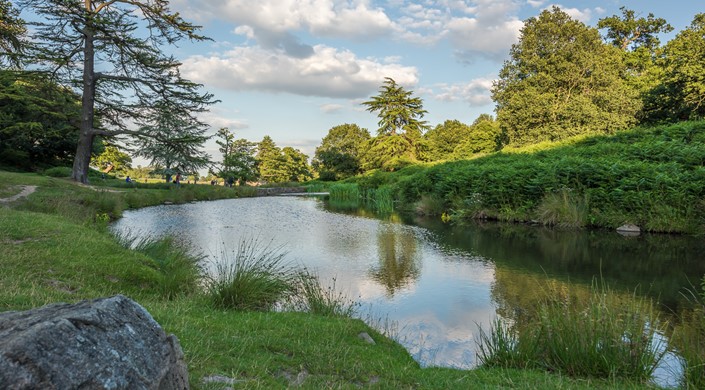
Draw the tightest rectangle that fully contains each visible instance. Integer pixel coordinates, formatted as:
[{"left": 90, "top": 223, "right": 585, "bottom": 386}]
[{"left": 369, "top": 222, "right": 421, "bottom": 296}]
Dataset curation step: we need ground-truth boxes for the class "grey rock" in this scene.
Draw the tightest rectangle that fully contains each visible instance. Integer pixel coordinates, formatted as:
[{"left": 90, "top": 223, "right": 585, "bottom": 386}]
[
  {"left": 0, "top": 295, "right": 188, "bottom": 389},
  {"left": 358, "top": 332, "right": 376, "bottom": 345},
  {"left": 616, "top": 224, "right": 641, "bottom": 236}
]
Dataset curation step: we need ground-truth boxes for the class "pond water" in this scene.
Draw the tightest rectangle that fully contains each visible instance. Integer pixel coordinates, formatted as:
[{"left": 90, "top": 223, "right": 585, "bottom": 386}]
[{"left": 110, "top": 195, "right": 705, "bottom": 387}]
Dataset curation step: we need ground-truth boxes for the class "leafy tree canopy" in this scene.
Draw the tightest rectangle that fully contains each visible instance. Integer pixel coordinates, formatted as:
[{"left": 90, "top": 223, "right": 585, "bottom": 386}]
[
  {"left": 91, "top": 142, "right": 132, "bottom": 174},
  {"left": 313, "top": 123, "right": 370, "bottom": 180},
  {"left": 0, "top": 0, "right": 26, "bottom": 68},
  {"left": 492, "top": 6, "right": 640, "bottom": 147},
  {"left": 362, "top": 77, "right": 428, "bottom": 138},
  {"left": 597, "top": 7, "right": 672, "bottom": 52},
  {"left": 424, "top": 120, "right": 473, "bottom": 161}
]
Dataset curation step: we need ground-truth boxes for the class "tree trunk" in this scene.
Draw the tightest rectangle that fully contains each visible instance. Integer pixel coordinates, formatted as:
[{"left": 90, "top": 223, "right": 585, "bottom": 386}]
[{"left": 72, "top": 20, "right": 96, "bottom": 184}]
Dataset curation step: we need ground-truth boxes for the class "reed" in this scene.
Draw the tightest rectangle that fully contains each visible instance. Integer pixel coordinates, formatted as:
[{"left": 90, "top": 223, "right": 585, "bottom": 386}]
[
  {"left": 328, "top": 183, "right": 360, "bottom": 202},
  {"left": 477, "top": 280, "right": 666, "bottom": 381},
  {"left": 671, "top": 278, "right": 705, "bottom": 389},
  {"left": 289, "top": 269, "right": 359, "bottom": 317},
  {"left": 535, "top": 188, "right": 588, "bottom": 228}
]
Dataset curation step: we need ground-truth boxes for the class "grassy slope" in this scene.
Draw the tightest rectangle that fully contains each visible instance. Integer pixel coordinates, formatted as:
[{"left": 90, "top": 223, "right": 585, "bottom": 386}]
[{"left": 0, "top": 171, "right": 654, "bottom": 389}]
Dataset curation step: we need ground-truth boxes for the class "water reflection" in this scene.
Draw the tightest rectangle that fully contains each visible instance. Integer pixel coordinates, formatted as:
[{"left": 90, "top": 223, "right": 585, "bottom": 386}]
[
  {"left": 370, "top": 223, "right": 421, "bottom": 296},
  {"left": 110, "top": 196, "right": 704, "bottom": 381}
]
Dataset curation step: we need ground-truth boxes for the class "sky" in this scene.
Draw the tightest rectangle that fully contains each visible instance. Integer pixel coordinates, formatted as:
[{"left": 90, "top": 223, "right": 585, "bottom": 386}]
[{"left": 21, "top": 1, "right": 704, "bottom": 166}]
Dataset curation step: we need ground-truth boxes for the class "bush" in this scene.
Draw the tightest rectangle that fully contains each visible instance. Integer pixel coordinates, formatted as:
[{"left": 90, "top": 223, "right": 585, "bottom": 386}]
[{"left": 43, "top": 166, "right": 72, "bottom": 177}]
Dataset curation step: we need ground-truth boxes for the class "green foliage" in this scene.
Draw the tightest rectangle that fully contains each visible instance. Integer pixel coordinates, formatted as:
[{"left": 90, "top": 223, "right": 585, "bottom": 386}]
[
  {"left": 216, "top": 127, "right": 259, "bottom": 185},
  {"left": 362, "top": 134, "right": 418, "bottom": 171},
  {"left": 91, "top": 142, "right": 132, "bottom": 175},
  {"left": 670, "top": 278, "right": 705, "bottom": 389},
  {"left": 362, "top": 77, "right": 428, "bottom": 138},
  {"left": 453, "top": 116, "right": 503, "bottom": 158},
  {"left": 313, "top": 123, "right": 370, "bottom": 180},
  {"left": 493, "top": 7, "right": 640, "bottom": 147},
  {"left": 0, "top": 0, "right": 26, "bottom": 68},
  {"left": 134, "top": 101, "right": 211, "bottom": 179},
  {"left": 43, "top": 166, "right": 72, "bottom": 178},
  {"left": 597, "top": 6, "right": 672, "bottom": 51},
  {"left": 205, "top": 239, "right": 298, "bottom": 311},
  {"left": 0, "top": 71, "right": 81, "bottom": 170},
  {"left": 644, "top": 13, "right": 705, "bottom": 122},
  {"left": 356, "top": 121, "right": 705, "bottom": 234},
  {"left": 477, "top": 280, "right": 666, "bottom": 381}
]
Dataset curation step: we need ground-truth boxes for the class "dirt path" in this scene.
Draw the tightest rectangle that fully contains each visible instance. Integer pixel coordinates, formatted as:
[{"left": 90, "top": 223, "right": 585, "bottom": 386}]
[{"left": 0, "top": 185, "right": 38, "bottom": 204}]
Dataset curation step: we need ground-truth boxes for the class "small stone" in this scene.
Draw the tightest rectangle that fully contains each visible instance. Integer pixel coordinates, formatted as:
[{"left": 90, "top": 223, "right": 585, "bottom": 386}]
[{"left": 358, "top": 332, "right": 376, "bottom": 345}]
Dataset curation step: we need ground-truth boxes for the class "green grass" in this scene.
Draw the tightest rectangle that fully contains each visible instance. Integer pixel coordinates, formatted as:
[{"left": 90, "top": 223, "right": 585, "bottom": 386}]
[
  {"left": 0, "top": 170, "right": 673, "bottom": 388},
  {"left": 477, "top": 280, "right": 666, "bottom": 382}
]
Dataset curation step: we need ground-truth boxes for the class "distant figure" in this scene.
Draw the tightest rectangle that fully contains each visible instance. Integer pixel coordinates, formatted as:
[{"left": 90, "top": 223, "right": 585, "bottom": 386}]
[{"left": 125, "top": 176, "right": 131, "bottom": 183}]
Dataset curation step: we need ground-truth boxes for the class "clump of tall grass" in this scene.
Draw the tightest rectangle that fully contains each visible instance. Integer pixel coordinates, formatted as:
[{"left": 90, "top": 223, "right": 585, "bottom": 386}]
[
  {"left": 477, "top": 280, "right": 666, "bottom": 381},
  {"left": 329, "top": 183, "right": 360, "bottom": 202},
  {"left": 414, "top": 195, "right": 445, "bottom": 216},
  {"left": 535, "top": 188, "right": 588, "bottom": 228},
  {"left": 288, "top": 269, "right": 359, "bottom": 317},
  {"left": 205, "top": 239, "right": 298, "bottom": 311},
  {"left": 365, "top": 185, "right": 394, "bottom": 213},
  {"left": 117, "top": 233, "right": 204, "bottom": 299},
  {"left": 671, "top": 277, "right": 705, "bottom": 389}
]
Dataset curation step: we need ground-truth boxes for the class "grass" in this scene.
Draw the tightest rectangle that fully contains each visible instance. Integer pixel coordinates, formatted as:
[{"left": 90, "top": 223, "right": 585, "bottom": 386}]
[
  {"left": 205, "top": 239, "right": 298, "bottom": 311},
  {"left": 477, "top": 279, "right": 666, "bottom": 382},
  {"left": 288, "top": 270, "right": 359, "bottom": 318},
  {"left": 0, "top": 169, "right": 678, "bottom": 388},
  {"left": 670, "top": 279, "right": 705, "bottom": 389}
]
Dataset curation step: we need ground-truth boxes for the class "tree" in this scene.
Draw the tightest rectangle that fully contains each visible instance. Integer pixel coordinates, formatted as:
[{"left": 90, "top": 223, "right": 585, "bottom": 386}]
[
  {"left": 313, "top": 123, "right": 370, "bottom": 180},
  {"left": 0, "top": 70, "right": 81, "bottom": 169},
  {"left": 281, "top": 147, "right": 312, "bottom": 182},
  {"left": 91, "top": 142, "right": 132, "bottom": 174},
  {"left": 256, "top": 136, "right": 285, "bottom": 183},
  {"left": 133, "top": 102, "right": 211, "bottom": 181},
  {"left": 424, "top": 120, "right": 473, "bottom": 161},
  {"left": 0, "top": 0, "right": 26, "bottom": 68},
  {"left": 597, "top": 7, "right": 672, "bottom": 52},
  {"left": 453, "top": 115, "right": 501, "bottom": 159},
  {"left": 216, "top": 128, "right": 258, "bottom": 185},
  {"left": 362, "top": 77, "right": 428, "bottom": 138},
  {"left": 361, "top": 78, "right": 429, "bottom": 171},
  {"left": 19, "top": 0, "right": 214, "bottom": 183},
  {"left": 492, "top": 7, "right": 641, "bottom": 146},
  {"left": 644, "top": 14, "right": 705, "bottom": 122}
]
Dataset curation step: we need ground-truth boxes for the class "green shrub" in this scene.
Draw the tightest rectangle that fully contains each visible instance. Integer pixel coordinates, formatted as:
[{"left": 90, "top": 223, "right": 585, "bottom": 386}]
[
  {"left": 205, "top": 239, "right": 298, "bottom": 311},
  {"left": 43, "top": 166, "right": 72, "bottom": 177}
]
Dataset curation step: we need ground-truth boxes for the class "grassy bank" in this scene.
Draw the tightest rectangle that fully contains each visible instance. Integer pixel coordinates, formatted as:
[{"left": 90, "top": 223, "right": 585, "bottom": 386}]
[
  {"left": 333, "top": 121, "right": 705, "bottom": 234},
  {"left": 0, "top": 170, "right": 660, "bottom": 388}
]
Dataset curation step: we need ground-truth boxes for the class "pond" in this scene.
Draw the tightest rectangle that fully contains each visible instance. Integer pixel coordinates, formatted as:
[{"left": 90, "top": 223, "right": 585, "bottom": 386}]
[{"left": 110, "top": 195, "right": 705, "bottom": 387}]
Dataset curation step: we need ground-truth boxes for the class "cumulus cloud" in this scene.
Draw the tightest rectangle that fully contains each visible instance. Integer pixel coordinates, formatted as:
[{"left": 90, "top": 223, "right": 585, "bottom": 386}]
[
  {"left": 181, "top": 45, "right": 419, "bottom": 99},
  {"left": 430, "top": 77, "right": 495, "bottom": 106}
]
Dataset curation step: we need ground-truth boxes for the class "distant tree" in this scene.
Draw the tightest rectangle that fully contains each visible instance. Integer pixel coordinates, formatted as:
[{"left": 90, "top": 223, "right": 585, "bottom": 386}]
[
  {"left": 0, "top": 70, "right": 81, "bottom": 169},
  {"left": 644, "top": 14, "right": 705, "bottom": 122},
  {"left": 91, "top": 142, "right": 132, "bottom": 174},
  {"left": 313, "top": 123, "right": 370, "bottom": 180},
  {"left": 215, "top": 127, "right": 255, "bottom": 184},
  {"left": 256, "top": 136, "right": 285, "bottom": 183},
  {"left": 0, "top": 0, "right": 26, "bottom": 68},
  {"left": 492, "top": 7, "right": 640, "bottom": 146},
  {"left": 281, "top": 147, "right": 312, "bottom": 182},
  {"left": 133, "top": 102, "right": 211, "bottom": 182},
  {"left": 424, "top": 120, "right": 473, "bottom": 161},
  {"left": 453, "top": 115, "right": 501, "bottom": 159},
  {"left": 18, "top": 0, "right": 215, "bottom": 183},
  {"left": 362, "top": 78, "right": 429, "bottom": 170},
  {"left": 362, "top": 77, "right": 429, "bottom": 138}
]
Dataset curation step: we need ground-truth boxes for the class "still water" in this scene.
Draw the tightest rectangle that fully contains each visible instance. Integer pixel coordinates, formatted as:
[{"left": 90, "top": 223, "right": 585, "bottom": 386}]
[{"left": 111, "top": 195, "right": 705, "bottom": 385}]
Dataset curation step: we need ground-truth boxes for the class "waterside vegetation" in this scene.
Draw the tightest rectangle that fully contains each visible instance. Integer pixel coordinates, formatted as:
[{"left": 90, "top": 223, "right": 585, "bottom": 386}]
[
  {"left": 0, "top": 170, "right": 671, "bottom": 388},
  {"left": 330, "top": 121, "right": 705, "bottom": 234}
]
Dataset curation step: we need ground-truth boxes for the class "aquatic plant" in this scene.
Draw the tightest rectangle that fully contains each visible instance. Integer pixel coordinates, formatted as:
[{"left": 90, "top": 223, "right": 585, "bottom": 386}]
[
  {"left": 328, "top": 183, "right": 360, "bottom": 202},
  {"left": 477, "top": 280, "right": 666, "bottom": 381}
]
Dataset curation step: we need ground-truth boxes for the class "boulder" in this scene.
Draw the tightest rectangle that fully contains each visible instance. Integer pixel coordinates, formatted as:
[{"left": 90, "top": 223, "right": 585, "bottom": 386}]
[
  {"left": 616, "top": 224, "right": 641, "bottom": 236},
  {"left": 0, "top": 295, "right": 188, "bottom": 389}
]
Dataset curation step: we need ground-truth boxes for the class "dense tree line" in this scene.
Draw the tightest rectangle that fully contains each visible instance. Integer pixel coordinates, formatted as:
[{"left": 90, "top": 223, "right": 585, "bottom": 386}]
[{"left": 1, "top": 1, "right": 703, "bottom": 183}]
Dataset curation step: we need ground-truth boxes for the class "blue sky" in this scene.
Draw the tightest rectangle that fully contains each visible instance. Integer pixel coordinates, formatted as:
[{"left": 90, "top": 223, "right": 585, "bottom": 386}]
[{"left": 23, "top": 1, "right": 704, "bottom": 164}]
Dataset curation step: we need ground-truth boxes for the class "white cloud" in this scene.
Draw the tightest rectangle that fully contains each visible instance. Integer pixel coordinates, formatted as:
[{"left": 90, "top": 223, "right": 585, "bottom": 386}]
[
  {"left": 430, "top": 77, "right": 495, "bottom": 106},
  {"left": 527, "top": 0, "right": 545, "bottom": 7},
  {"left": 320, "top": 103, "right": 344, "bottom": 113},
  {"left": 181, "top": 45, "right": 419, "bottom": 99}
]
